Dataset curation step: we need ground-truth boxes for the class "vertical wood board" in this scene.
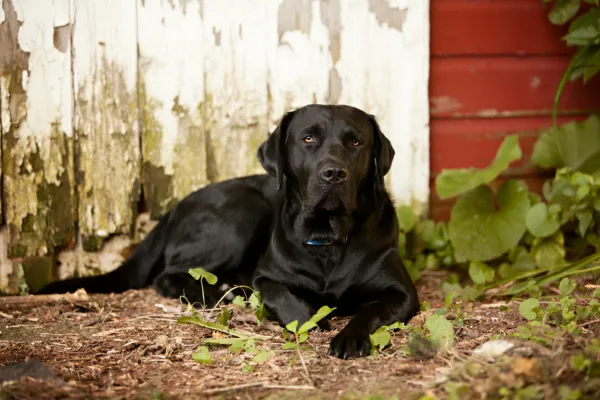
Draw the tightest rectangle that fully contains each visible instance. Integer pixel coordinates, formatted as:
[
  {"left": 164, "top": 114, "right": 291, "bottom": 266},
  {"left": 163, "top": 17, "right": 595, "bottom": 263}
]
[
  {"left": 137, "top": 0, "right": 208, "bottom": 218},
  {"left": 1, "top": 0, "right": 75, "bottom": 256},
  {"left": 0, "top": 0, "right": 75, "bottom": 291},
  {"left": 72, "top": 0, "right": 140, "bottom": 251},
  {"left": 202, "top": 0, "right": 269, "bottom": 181}
]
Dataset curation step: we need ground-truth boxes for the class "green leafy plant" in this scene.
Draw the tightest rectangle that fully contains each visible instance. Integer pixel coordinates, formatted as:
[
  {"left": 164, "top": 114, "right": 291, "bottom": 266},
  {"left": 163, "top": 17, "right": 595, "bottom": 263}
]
[
  {"left": 283, "top": 306, "right": 335, "bottom": 351},
  {"left": 542, "top": 1, "right": 600, "bottom": 122},
  {"left": 512, "top": 278, "right": 600, "bottom": 345},
  {"left": 188, "top": 267, "right": 218, "bottom": 308}
]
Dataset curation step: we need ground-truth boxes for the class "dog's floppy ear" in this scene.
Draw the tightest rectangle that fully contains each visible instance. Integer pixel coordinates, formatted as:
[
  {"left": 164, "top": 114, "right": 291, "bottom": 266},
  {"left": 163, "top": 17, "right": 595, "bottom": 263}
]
[
  {"left": 257, "top": 111, "right": 295, "bottom": 190},
  {"left": 368, "top": 114, "right": 395, "bottom": 190}
]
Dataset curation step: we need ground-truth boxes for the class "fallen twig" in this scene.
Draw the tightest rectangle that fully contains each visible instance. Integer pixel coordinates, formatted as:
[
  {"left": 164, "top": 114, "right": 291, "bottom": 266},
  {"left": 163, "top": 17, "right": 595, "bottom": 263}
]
[{"left": 202, "top": 381, "right": 314, "bottom": 394}]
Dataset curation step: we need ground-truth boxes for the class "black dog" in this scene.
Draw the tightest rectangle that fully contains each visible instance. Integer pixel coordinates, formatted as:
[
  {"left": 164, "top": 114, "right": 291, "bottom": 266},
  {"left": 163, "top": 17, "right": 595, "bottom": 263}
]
[{"left": 37, "top": 104, "right": 419, "bottom": 359}]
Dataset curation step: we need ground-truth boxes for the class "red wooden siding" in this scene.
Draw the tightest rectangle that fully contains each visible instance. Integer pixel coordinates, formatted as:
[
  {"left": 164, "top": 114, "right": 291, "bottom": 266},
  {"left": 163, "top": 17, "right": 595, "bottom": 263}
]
[{"left": 429, "top": 0, "right": 600, "bottom": 221}]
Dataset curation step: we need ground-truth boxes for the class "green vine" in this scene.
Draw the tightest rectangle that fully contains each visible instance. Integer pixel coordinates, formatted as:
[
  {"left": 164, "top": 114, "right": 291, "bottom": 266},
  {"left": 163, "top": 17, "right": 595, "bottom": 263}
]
[{"left": 543, "top": 0, "right": 600, "bottom": 124}]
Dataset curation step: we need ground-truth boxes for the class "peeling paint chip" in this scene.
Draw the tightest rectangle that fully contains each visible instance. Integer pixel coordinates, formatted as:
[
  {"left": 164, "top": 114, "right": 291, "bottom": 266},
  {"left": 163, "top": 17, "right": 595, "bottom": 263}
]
[
  {"left": 368, "top": 0, "right": 407, "bottom": 31},
  {"left": 53, "top": 24, "right": 71, "bottom": 54}
]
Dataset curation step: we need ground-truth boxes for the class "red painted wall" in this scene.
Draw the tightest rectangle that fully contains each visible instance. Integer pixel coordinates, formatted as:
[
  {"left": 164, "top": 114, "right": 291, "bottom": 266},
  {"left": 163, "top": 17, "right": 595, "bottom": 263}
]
[{"left": 429, "top": 0, "right": 600, "bottom": 221}]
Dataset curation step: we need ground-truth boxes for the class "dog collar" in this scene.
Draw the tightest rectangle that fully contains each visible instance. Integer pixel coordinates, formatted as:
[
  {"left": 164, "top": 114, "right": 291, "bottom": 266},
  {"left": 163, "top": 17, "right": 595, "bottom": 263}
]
[
  {"left": 305, "top": 239, "right": 332, "bottom": 246},
  {"left": 305, "top": 235, "right": 348, "bottom": 246}
]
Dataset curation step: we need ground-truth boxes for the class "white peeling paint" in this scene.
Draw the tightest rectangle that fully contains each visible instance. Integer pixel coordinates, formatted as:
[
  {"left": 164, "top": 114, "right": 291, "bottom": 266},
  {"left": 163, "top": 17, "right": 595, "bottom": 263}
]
[
  {"left": 266, "top": 0, "right": 330, "bottom": 128},
  {"left": 202, "top": 0, "right": 270, "bottom": 179},
  {"left": 137, "top": 0, "right": 206, "bottom": 177},
  {"left": 0, "top": 1, "right": 5, "bottom": 24},
  {"left": 11, "top": 0, "right": 73, "bottom": 186}
]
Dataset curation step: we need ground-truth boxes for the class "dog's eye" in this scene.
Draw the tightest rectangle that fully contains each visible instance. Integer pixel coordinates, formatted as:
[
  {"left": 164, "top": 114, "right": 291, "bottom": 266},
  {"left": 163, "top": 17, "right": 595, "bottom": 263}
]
[
  {"left": 351, "top": 138, "right": 361, "bottom": 147},
  {"left": 303, "top": 135, "right": 314, "bottom": 143}
]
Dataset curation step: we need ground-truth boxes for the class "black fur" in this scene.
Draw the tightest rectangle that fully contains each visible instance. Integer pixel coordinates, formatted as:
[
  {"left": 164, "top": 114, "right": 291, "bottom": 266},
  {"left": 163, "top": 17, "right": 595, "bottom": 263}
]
[{"left": 37, "top": 104, "right": 419, "bottom": 359}]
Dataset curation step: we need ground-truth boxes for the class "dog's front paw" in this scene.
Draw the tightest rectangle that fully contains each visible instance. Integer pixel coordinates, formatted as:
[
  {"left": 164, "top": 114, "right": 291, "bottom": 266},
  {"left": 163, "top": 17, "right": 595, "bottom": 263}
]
[{"left": 327, "top": 327, "right": 371, "bottom": 360}]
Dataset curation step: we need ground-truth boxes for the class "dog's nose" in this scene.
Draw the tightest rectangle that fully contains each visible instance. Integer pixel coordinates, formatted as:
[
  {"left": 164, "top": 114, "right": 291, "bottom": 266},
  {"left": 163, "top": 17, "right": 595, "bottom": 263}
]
[{"left": 320, "top": 166, "right": 349, "bottom": 183}]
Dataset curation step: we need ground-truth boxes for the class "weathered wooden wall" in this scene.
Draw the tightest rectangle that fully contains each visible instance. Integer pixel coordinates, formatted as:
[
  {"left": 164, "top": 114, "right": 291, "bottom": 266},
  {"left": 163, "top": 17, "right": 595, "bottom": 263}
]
[{"left": 0, "top": 0, "right": 430, "bottom": 294}]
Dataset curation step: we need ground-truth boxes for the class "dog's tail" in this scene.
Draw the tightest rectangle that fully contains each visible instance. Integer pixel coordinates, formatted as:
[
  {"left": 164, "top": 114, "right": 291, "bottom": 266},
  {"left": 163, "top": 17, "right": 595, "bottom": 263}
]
[{"left": 36, "top": 212, "right": 171, "bottom": 295}]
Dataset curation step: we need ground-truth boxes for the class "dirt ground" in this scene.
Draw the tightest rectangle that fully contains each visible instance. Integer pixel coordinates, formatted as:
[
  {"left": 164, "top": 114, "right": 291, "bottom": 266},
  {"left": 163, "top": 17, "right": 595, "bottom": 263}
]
[{"left": 0, "top": 272, "right": 598, "bottom": 400}]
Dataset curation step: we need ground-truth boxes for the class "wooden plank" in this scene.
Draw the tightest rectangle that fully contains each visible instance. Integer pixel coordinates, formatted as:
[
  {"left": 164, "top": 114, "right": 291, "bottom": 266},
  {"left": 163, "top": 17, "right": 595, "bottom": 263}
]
[
  {"left": 0, "top": 0, "right": 75, "bottom": 292},
  {"left": 430, "top": 56, "right": 600, "bottom": 118},
  {"left": 429, "top": 116, "right": 588, "bottom": 175},
  {"left": 72, "top": 0, "right": 140, "bottom": 251},
  {"left": 337, "top": 0, "right": 430, "bottom": 213},
  {"left": 137, "top": 0, "right": 208, "bottom": 219},
  {"left": 202, "top": 0, "right": 269, "bottom": 181},
  {"left": 267, "top": 0, "right": 430, "bottom": 214},
  {"left": 431, "top": 0, "right": 570, "bottom": 56}
]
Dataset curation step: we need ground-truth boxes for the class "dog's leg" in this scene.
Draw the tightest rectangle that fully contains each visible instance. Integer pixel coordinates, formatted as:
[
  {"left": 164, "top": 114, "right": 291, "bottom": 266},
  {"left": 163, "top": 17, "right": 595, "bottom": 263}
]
[
  {"left": 254, "top": 277, "right": 331, "bottom": 330},
  {"left": 328, "top": 286, "right": 419, "bottom": 360}
]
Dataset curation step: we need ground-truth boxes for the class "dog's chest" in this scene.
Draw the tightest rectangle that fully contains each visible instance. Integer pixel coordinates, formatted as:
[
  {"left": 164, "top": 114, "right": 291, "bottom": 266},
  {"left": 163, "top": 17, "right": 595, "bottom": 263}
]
[{"left": 305, "top": 246, "right": 353, "bottom": 297}]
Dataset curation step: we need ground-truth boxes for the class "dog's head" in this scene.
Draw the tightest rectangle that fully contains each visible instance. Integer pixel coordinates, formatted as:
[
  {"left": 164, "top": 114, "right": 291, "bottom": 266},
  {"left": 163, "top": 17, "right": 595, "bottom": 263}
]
[{"left": 257, "top": 104, "right": 394, "bottom": 215}]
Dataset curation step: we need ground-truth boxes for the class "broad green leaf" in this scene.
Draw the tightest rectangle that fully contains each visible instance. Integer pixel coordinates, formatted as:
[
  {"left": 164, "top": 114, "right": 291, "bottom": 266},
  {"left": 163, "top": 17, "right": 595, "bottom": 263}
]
[
  {"left": 575, "top": 184, "right": 591, "bottom": 201},
  {"left": 249, "top": 292, "right": 268, "bottom": 322},
  {"left": 435, "top": 135, "right": 522, "bottom": 199},
  {"left": 425, "top": 253, "right": 440, "bottom": 270},
  {"left": 243, "top": 339, "right": 256, "bottom": 353},
  {"left": 570, "top": 354, "right": 591, "bottom": 372},
  {"left": 309, "top": 305, "right": 336, "bottom": 324},
  {"left": 229, "top": 340, "right": 246, "bottom": 354},
  {"left": 396, "top": 205, "right": 417, "bottom": 232},
  {"left": 518, "top": 298, "right": 540, "bottom": 321},
  {"left": 449, "top": 180, "right": 530, "bottom": 262},
  {"left": 577, "top": 305, "right": 592, "bottom": 318},
  {"left": 219, "top": 307, "right": 231, "bottom": 326},
  {"left": 583, "top": 46, "right": 600, "bottom": 82},
  {"left": 444, "top": 291, "right": 456, "bottom": 309},
  {"left": 526, "top": 203, "right": 561, "bottom": 238},
  {"left": 192, "top": 346, "right": 212, "bottom": 364},
  {"left": 282, "top": 341, "right": 298, "bottom": 350},
  {"left": 468, "top": 261, "right": 495, "bottom": 285},
  {"left": 559, "top": 277, "right": 576, "bottom": 295},
  {"left": 425, "top": 314, "right": 454, "bottom": 349},
  {"left": 286, "top": 320, "right": 298, "bottom": 333},
  {"left": 298, "top": 321, "right": 317, "bottom": 334},
  {"left": 531, "top": 233, "right": 566, "bottom": 269},
  {"left": 549, "top": 0, "right": 580, "bottom": 25},
  {"left": 577, "top": 211, "right": 593, "bottom": 237},
  {"left": 297, "top": 332, "right": 309, "bottom": 343},
  {"left": 562, "top": 8, "right": 600, "bottom": 46},
  {"left": 253, "top": 350, "right": 273, "bottom": 363},
  {"left": 249, "top": 292, "right": 261, "bottom": 310},
  {"left": 532, "top": 115, "right": 600, "bottom": 174},
  {"left": 420, "top": 220, "right": 436, "bottom": 246},
  {"left": 188, "top": 267, "right": 218, "bottom": 285},
  {"left": 232, "top": 295, "right": 246, "bottom": 308},
  {"left": 369, "top": 326, "right": 391, "bottom": 351}
]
